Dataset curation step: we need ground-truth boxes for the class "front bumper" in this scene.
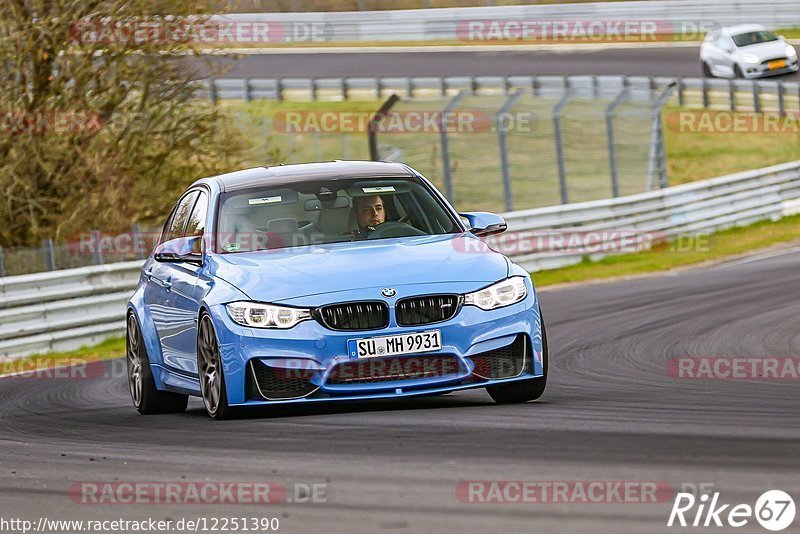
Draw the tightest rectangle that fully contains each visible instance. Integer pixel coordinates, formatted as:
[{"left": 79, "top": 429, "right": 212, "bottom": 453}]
[
  {"left": 743, "top": 58, "right": 799, "bottom": 78},
  {"left": 206, "top": 291, "right": 543, "bottom": 406}
]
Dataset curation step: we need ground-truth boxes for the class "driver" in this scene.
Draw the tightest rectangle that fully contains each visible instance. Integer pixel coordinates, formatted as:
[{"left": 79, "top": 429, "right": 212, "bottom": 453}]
[{"left": 352, "top": 195, "right": 386, "bottom": 237}]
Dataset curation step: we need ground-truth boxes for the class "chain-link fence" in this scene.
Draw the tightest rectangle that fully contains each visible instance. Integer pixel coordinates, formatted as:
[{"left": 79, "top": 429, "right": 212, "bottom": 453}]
[
  {"left": 0, "top": 226, "right": 159, "bottom": 278},
  {"left": 370, "top": 79, "right": 673, "bottom": 212}
]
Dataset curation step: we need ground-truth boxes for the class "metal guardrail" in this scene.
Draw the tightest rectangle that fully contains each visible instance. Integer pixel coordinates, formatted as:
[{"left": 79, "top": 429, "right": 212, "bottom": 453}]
[
  {"left": 0, "top": 161, "right": 798, "bottom": 360},
  {"left": 205, "top": 75, "right": 800, "bottom": 115},
  {"left": 0, "top": 261, "right": 143, "bottom": 359},
  {"left": 216, "top": 0, "right": 800, "bottom": 41},
  {"left": 505, "top": 160, "right": 800, "bottom": 271}
]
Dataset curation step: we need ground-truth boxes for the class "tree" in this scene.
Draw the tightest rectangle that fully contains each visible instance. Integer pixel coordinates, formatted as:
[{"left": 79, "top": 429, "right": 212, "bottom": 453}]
[{"left": 0, "top": 0, "right": 247, "bottom": 246}]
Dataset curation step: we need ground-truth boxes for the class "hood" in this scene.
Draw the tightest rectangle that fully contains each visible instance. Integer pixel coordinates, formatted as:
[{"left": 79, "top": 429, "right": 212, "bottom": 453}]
[
  {"left": 208, "top": 234, "right": 509, "bottom": 303},
  {"left": 737, "top": 39, "right": 789, "bottom": 59}
]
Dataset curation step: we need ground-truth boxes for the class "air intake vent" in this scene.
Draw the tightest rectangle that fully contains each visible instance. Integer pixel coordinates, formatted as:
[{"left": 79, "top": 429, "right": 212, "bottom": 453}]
[
  {"left": 249, "top": 360, "right": 318, "bottom": 400},
  {"left": 326, "top": 354, "right": 463, "bottom": 385},
  {"left": 396, "top": 295, "right": 460, "bottom": 326},
  {"left": 470, "top": 336, "right": 527, "bottom": 379},
  {"left": 316, "top": 301, "right": 389, "bottom": 331}
]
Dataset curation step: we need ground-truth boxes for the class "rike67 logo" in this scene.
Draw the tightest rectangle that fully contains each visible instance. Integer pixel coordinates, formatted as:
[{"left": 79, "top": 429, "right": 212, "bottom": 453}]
[{"left": 668, "top": 490, "right": 796, "bottom": 531}]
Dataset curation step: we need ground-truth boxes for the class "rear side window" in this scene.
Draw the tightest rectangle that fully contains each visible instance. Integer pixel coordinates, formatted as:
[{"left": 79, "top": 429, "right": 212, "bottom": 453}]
[
  {"left": 162, "top": 191, "right": 199, "bottom": 243},
  {"left": 186, "top": 192, "right": 209, "bottom": 237}
]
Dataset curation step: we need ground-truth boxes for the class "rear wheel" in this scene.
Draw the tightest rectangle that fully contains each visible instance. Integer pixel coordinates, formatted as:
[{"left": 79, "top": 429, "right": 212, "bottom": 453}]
[
  {"left": 198, "top": 313, "right": 235, "bottom": 420},
  {"left": 702, "top": 61, "right": 713, "bottom": 77},
  {"left": 126, "top": 313, "right": 188, "bottom": 414},
  {"left": 486, "top": 310, "right": 548, "bottom": 404}
]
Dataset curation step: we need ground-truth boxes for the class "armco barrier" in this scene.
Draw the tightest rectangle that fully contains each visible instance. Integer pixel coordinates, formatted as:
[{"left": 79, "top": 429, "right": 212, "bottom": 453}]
[{"left": 0, "top": 161, "right": 798, "bottom": 360}]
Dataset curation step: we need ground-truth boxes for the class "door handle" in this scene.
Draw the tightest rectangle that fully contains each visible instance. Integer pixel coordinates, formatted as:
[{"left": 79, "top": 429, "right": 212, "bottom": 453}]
[
  {"left": 144, "top": 267, "right": 153, "bottom": 278},
  {"left": 163, "top": 278, "right": 173, "bottom": 291}
]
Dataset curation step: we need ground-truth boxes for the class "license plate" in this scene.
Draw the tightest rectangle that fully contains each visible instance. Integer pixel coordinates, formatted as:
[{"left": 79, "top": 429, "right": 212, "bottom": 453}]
[
  {"left": 768, "top": 60, "right": 786, "bottom": 70},
  {"left": 347, "top": 330, "right": 442, "bottom": 359}
]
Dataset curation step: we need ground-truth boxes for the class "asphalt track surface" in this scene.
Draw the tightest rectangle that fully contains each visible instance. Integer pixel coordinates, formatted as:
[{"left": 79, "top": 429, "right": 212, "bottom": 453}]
[
  {"left": 1, "top": 245, "right": 799, "bottom": 533},
  {"left": 207, "top": 46, "right": 800, "bottom": 80}
]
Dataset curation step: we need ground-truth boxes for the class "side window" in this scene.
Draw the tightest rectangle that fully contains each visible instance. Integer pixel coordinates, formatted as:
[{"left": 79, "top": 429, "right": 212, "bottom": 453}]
[
  {"left": 186, "top": 192, "right": 209, "bottom": 237},
  {"left": 163, "top": 191, "right": 199, "bottom": 243}
]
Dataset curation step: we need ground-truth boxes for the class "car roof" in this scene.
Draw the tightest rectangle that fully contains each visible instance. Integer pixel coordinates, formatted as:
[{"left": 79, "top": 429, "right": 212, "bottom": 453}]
[
  {"left": 198, "top": 161, "right": 417, "bottom": 193},
  {"left": 720, "top": 24, "right": 768, "bottom": 36}
]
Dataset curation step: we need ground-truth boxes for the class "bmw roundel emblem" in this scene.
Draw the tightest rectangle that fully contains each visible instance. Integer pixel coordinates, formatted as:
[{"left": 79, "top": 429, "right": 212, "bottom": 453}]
[{"left": 381, "top": 288, "right": 397, "bottom": 298}]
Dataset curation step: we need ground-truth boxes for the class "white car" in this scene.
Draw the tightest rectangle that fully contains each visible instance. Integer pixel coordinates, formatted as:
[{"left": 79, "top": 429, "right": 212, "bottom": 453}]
[{"left": 700, "top": 24, "right": 798, "bottom": 79}]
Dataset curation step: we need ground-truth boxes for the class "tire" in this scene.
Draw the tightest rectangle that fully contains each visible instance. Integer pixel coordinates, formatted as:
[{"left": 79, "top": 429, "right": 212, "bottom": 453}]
[
  {"left": 486, "top": 309, "right": 549, "bottom": 404},
  {"left": 733, "top": 65, "right": 744, "bottom": 79},
  {"left": 197, "top": 313, "right": 236, "bottom": 420},
  {"left": 126, "top": 313, "right": 189, "bottom": 415},
  {"left": 702, "top": 61, "right": 713, "bottom": 78}
]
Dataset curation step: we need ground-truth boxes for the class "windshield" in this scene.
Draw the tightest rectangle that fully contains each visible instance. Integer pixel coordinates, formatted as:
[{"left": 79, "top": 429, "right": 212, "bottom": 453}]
[
  {"left": 732, "top": 30, "right": 779, "bottom": 47},
  {"left": 215, "top": 176, "right": 462, "bottom": 253}
]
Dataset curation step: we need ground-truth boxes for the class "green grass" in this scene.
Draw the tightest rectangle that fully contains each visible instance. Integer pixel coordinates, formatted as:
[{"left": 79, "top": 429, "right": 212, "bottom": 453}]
[
  {"left": 532, "top": 213, "right": 800, "bottom": 287},
  {"left": 0, "top": 336, "right": 126, "bottom": 375},
  {"left": 664, "top": 107, "right": 800, "bottom": 185}
]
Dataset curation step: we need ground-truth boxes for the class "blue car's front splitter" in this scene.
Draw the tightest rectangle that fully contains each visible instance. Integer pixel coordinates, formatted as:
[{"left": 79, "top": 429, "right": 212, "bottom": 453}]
[{"left": 228, "top": 372, "right": 543, "bottom": 407}]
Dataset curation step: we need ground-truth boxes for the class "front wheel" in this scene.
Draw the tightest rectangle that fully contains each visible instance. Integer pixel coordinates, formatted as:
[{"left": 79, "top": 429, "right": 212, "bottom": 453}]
[
  {"left": 197, "top": 313, "right": 236, "bottom": 420},
  {"left": 126, "top": 313, "right": 188, "bottom": 415},
  {"left": 486, "top": 310, "right": 548, "bottom": 404},
  {"left": 701, "top": 61, "right": 713, "bottom": 77},
  {"left": 733, "top": 65, "right": 744, "bottom": 79}
]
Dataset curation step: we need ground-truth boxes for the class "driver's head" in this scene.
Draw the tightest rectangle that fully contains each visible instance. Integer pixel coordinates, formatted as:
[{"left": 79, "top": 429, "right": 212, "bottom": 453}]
[{"left": 354, "top": 195, "right": 385, "bottom": 230}]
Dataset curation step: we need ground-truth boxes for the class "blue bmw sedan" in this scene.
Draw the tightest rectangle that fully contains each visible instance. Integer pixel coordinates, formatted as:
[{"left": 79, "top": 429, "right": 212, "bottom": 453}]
[{"left": 127, "top": 161, "right": 547, "bottom": 419}]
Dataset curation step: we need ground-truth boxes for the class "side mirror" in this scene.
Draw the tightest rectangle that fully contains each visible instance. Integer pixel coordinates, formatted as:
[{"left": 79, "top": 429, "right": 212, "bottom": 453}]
[
  {"left": 154, "top": 236, "right": 203, "bottom": 265},
  {"left": 460, "top": 212, "right": 507, "bottom": 237}
]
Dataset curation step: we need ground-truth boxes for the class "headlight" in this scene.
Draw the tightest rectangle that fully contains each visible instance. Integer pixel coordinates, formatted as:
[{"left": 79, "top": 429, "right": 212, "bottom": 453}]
[
  {"left": 464, "top": 277, "right": 528, "bottom": 311},
  {"left": 226, "top": 302, "right": 311, "bottom": 329},
  {"left": 787, "top": 45, "right": 797, "bottom": 58},
  {"left": 741, "top": 53, "right": 760, "bottom": 64}
]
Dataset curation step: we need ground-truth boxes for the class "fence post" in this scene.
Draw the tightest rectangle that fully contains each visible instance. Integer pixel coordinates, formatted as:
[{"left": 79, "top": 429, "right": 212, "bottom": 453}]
[
  {"left": 0, "top": 246, "right": 5, "bottom": 277},
  {"left": 342, "top": 78, "right": 349, "bottom": 101},
  {"left": 207, "top": 79, "right": 218, "bottom": 105},
  {"left": 275, "top": 78, "right": 284, "bottom": 102},
  {"left": 131, "top": 223, "right": 144, "bottom": 260},
  {"left": 243, "top": 78, "right": 251, "bottom": 102},
  {"left": 552, "top": 83, "right": 573, "bottom": 205},
  {"left": 647, "top": 83, "right": 677, "bottom": 190},
  {"left": 497, "top": 89, "right": 524, "bottom": 212},
  {"left": 375, "top": 77, "right": 383, "bottom": 99},
  {"left": 606, "top": 85, "right": 629, "bottom": 198},
  {"left": 729, "top": 79, "right": 736, "bottom": 111},
  {"left": 368, "top": 94, "right": 400, "bottom": 161},
  {"left": 440, "top": 91, "right": 469, "bottom": 202},
  {"left": 777, "top": 81, "right": 785, "bottom": 115},
  {"left": 677, "top": 77, "right": 684, "bottom": 107},
  {"left": 406, "top": 77, "right": 414, "bottom": 99},
  {"left": 702, "top": 78, "right": 710, "bottom": 108},
  {"left": 310, "top": 78, "right": 318, "bottom": 101},
  {"left": 753, "top": 81, "right": 760, "bottom": 113},
  {"left": 92, "top": 230, "right": 104, "bottom": 265},
  {"left": 42, "top": 239, "right": 56, "bottom": 271}
]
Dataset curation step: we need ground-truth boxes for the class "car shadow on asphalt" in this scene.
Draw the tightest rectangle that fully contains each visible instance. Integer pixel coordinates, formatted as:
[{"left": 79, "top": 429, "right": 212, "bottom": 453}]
[{"left": 181, "top": 392, "right": 549, "bottom": 421}]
